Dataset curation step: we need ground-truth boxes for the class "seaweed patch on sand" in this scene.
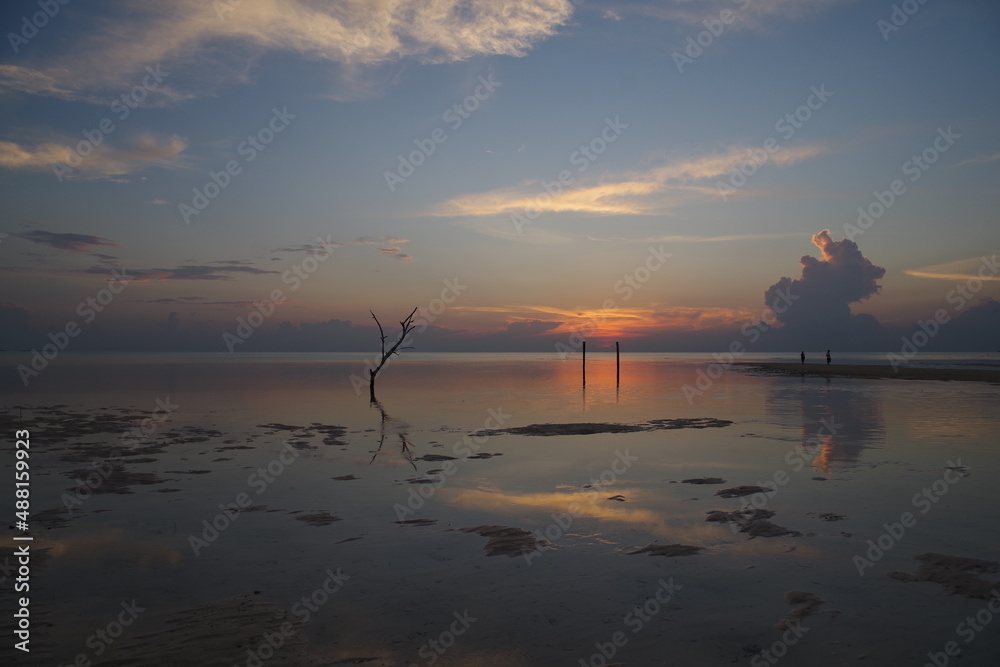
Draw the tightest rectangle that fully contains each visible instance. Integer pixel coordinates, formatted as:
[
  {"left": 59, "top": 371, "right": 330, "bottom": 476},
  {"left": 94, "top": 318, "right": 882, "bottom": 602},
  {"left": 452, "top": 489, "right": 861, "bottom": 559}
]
[
  {"left": 627, "top": 543, "right": 703, "bottom": 557},
  {"left": 715, "top": 485, "right": 769, "bottom": 498},
  {"left": 887, "top": 552, "right": 1000, "bottom": 599},
  {"left": 705, "top": 508, "right": 799, "bottom": 539},
  {"left": 778, "top": 591, "right": 825, "bottom": 629},
  {"left": 454, "top": 525, "right": 547, "bottom": 557},
  {"left": 472, "top": 417, "right": 732, "bottom": 437},
  {"left": 292, "top": 511, "right": 342, "bottom": 526}
]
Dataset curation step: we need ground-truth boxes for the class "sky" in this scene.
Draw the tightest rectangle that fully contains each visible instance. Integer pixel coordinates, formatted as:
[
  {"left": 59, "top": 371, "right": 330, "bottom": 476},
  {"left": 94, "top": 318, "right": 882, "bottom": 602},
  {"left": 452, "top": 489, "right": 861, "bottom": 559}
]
[{"left": 1, "top": 0, "right": 998, "bottom": 354}]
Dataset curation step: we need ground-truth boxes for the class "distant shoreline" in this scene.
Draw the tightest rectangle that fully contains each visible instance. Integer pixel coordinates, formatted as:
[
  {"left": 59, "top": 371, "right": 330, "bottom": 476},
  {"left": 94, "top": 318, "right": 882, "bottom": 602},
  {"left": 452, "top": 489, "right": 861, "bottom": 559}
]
[{"left": 736, "top": 362, "right": 1000, "bottom": 384}]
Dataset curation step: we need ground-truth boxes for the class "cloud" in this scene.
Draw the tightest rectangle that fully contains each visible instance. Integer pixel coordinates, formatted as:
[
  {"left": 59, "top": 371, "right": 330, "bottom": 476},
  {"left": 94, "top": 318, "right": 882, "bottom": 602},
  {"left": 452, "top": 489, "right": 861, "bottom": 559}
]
[
  {"left": 433, "top": 143, "right": 828, "bottom": 217},
  {"left": 1, "top": 0, "right": 572, "bottom": 102},
  {"left": 503, "top": 319, "right": 563, "bottom": 337},
  {"left": 0, "top": 134, "right": 187, "bottom": 179},
  {"left": 272, "top": 240, "right": 345, "bottom": 254},
  {"left": 763, "top": 229, "right": 886, "bottom": 342},
  {"left": 904, "top": 255, "right": 1000, "bottom": 281},
  {"left": 15, "top": 230, "right": 119, "bottom": 253},
  {"left": 615, "top": 0, "right": 849, "bottom": 31},
  {"left": 587, "top": 232, "right": 804, "bottom": 244},
  {"left": 354, "top": 236, "right": 408, "bottom": 245},
  {"left": 75, "top": 264, "right": 279, "bottom": 281}
]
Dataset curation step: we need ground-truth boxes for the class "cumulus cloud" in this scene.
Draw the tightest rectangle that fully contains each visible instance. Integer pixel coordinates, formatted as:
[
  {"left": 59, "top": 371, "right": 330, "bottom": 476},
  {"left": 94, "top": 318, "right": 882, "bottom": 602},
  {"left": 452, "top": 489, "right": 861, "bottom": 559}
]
[
  {"left": 763, "top": 229, "right": 886, "bottom": 343},
  {"left": 1, "top": 0, "right": 572, "bottom": 102},
  {"left": 433, "top": 143, "right": 828, "bottom": 217},
  {"left": 15, "top": 230, "right": 120, "bottom": 253},
  {"left": 0, "top": 134, "right": 187, "bottom": 179}
]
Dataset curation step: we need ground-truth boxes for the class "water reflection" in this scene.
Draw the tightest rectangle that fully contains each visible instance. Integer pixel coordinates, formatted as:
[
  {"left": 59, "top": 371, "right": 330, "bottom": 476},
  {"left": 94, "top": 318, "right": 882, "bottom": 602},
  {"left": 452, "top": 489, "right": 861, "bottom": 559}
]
[{"left": 766, "top": 379, "right": 885, "bottom": 473}]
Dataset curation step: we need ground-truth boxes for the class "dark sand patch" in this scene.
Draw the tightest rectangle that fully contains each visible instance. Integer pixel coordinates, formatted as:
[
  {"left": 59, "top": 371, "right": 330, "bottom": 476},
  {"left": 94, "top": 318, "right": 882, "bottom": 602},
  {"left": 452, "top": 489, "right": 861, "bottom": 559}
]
[
  {"left": 818, "top": 513, "right": 847, "bottom": 521},
  {"left": 740, "top": 520, "right": 801, "bottom": 539},
  {"left": 887, "top": 552, "right": 1000, "bottom": 599},
  {"left": 627, "top": 543, "right": 704, "bottom": 557},
  {"left": 715, "top": 485, "right": 769, "bottom": 498},
  {"left": 30, "top": 507, "right": 75, "bottom": 529},
  {"left": 705, "top": 508, "right": 775, "bottom": 523},
  {"left": 466, "top": 452, "right": 503, "bottom": 459},
  {"left": 682, "top": 477, "right": 727, "bottom": 485},
  {"left": 66, "top": 468, "right": 168, "bottom": 494},
  {"left": 416, "top": 453, "right": 457, "bottom": 461},
  {"left": 607, "top": 495, "right": 626, "bottom": 502},
  {"left": 472, "top": 417, "right": 733, "bottom": 437},
  {"left": 778, "top": 591, "right": 824, "bottom": 629},
  {"left": 332, "top": 474, "right": 359, "bottom": 481},
  {"left": 456, "top": 525, "right": 547, "bottom": 557},
  {"left": 737, "top": 362, "right": 1000, "bottom": 384},
  {"left": 396, "top": 519, "right": 437, "bottom": 526},
  {"left": 165, "top": 469, "right": 212, "bottom": 475},
  {"left": 293, "top": 511, "right": 342, "bottom": 526}
]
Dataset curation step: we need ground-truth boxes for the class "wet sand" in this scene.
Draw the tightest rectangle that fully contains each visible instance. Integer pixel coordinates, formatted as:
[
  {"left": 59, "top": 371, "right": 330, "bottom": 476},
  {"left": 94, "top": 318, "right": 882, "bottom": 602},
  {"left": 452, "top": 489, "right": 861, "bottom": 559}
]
[{"left": 737, "top": 362, "right": 1000, "bottom": 383}]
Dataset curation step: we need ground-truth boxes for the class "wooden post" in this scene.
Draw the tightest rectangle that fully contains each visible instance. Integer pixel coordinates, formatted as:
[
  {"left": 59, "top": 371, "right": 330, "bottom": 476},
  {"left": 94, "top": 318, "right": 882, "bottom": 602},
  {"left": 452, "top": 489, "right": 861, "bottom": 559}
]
[
  {"left": 616, "top": 341, "right": 620, "bottom": 386},
  {"left": 582, "top": 340, "right": 586, "bottom": 386}
]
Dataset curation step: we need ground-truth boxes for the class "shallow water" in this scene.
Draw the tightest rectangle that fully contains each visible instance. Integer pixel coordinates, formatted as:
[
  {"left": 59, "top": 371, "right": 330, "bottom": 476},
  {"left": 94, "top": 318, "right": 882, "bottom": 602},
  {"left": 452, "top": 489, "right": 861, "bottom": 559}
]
[{"left": 2, "top": 352, "right": 999, "bottom": 666}]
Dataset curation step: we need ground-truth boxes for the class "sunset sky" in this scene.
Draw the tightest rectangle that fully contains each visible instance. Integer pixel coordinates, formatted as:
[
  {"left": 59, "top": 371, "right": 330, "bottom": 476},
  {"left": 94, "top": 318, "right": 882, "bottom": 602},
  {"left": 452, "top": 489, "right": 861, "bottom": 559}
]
[{"left": 1, "top": 0, "right": 998, "bottom": 353}]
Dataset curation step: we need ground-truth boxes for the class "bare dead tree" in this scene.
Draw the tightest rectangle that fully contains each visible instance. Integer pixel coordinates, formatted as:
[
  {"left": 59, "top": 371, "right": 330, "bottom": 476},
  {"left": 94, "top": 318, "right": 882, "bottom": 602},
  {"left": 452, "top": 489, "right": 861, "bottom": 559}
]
[{"left": 369, "top": 306, "right": 418, "bottom": 403}]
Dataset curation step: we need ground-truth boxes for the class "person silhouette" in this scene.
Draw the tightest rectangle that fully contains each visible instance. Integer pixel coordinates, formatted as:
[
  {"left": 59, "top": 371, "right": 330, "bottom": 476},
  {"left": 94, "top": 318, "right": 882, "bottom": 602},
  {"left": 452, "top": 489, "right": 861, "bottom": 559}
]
[
  {"left": 826, "top": 349, "right": 831, "bottom": 365},
  {"left": 800, "top": 351, "right": 805, "bottom": 364}
]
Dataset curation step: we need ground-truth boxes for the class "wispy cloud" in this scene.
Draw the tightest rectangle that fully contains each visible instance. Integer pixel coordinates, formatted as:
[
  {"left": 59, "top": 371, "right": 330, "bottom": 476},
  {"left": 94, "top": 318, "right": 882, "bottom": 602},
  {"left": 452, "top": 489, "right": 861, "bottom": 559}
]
[
  {"left": 587, "top": 232, "right": 805, "bottom": 243},
  {"left": 950, "top": 152, "right": 1000, "bottom": 169},
  {"left": 74, "top": 264, "right": 280, "bottom": 282},
  {"left": 0, "top": 134, "right": 187, "bottom": 179},
  {"left": 613, "top": 0, "right": 850, "bottom": 31},
  {"left": 15, "top": 230, "right": 120, "bottom": 253},
  {"left": 904, "top": 256, "right": 1000, "bottom": 281},
  {"left": 1, "top": 0, "right": 572, "bottom": 102},
  {"left": 433, "top": 143, "right": 829, "bottom": 217}
]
